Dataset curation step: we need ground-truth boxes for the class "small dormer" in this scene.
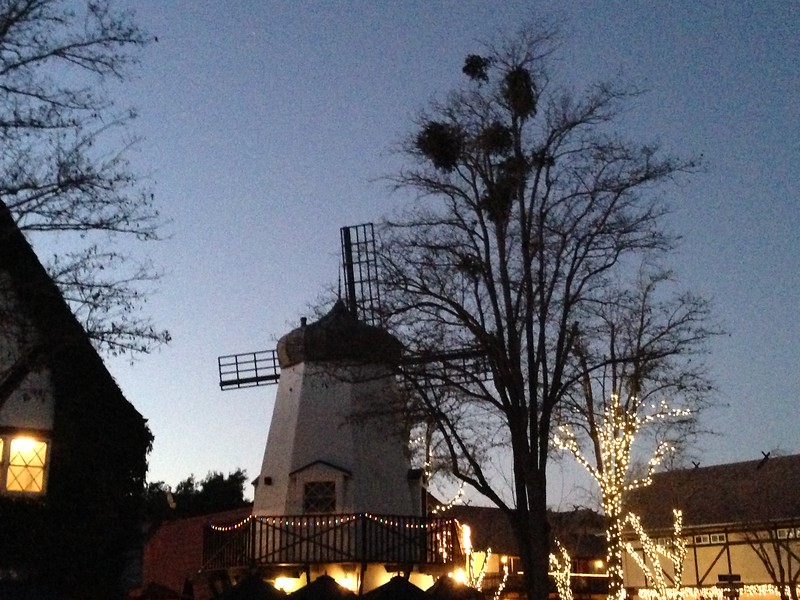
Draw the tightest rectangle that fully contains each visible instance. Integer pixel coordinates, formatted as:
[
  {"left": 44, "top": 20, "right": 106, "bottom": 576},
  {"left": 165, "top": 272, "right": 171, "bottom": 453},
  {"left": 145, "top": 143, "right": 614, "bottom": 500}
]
[{"left": 288, "top": 460, "right": 352, "bottom": 514}]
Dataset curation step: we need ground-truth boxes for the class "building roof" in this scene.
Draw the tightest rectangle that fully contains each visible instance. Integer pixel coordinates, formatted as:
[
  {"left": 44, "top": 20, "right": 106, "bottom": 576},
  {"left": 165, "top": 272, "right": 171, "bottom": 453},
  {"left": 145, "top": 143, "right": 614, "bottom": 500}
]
[
  {"left": 277, "top": 301, "right": 402, "bottom": 368},
  {"left": 625, "top": 453, "right": 800, "bottom": 532},
  {"left": 144, "top": 506, "right": 253, "bottom": 597},
  {"left": 0, "top": 201, "right": 146, "bottom": 427},
  {"left": 441, "top": 505, "right": 605, "bottom": 558}
]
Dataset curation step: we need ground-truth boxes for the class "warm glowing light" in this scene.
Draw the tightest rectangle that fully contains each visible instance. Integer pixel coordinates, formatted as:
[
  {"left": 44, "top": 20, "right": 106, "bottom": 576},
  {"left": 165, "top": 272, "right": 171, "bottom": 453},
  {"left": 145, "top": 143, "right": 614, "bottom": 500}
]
[
  {"left": 274, "top": 577, "right": 301, "bottom": 593},
  {"left": 7, "top": 437, "right": 47, "bottom": 493},
  {"left": 638, "top": 584, "right": 800, "bottom": 600},
  {"left": 462, "top": 524, "right": 472, "bottom": 553},
  {"left": 553, "top": 393, "right": 691, "bottom": 600},
  {"left": 430, "top": 482, "right": 466, "bottom": 514},
  {"left": 335, "top": 574, "right": 357, "bottom": 592},
  {"left": 492, "top": 556, "right": 509, "bottom": 600},
  {"left": 549, "top": 540, "right": 573, "bottom": 600},
  {"left": 624, "top": 509, "right": 685, "bottom": 600},
  {"left": 451, "top": 569, "right": 467, "bottom": 584},
  {"left": 594, "top": 559, "right": 604, "bottom": 570},
  {"left": 11, "top": 437, "right": 37, "bottom": 453}
]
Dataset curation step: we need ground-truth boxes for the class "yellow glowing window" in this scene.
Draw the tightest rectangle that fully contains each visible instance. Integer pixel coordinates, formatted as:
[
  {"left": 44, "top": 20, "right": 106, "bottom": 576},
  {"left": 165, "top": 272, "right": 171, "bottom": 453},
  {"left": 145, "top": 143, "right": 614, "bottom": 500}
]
[{"left": 6, "top": 437, "right": 47, "bottom": 493}]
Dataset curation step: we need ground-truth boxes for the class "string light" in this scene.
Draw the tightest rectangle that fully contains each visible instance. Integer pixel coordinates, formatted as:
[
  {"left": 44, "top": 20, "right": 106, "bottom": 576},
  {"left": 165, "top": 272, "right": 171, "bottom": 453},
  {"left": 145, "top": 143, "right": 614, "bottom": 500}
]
[
  {"left": 492, "top": 556, "right": 509, "bottom": 600},
  {"left": 210, "top": 513, "right": 458, "bottom": 530},
  {"left": 209, "top": 515, "right": 252, "bottom": 531},
  {"left": 553, "top": 393, "right": 693, "bottom": 600},
  {"left": 624, "top": 510, "right": 685, "bottom": 599},
  {"left": 638, "top": 584, "right": 800, "bottom": 600},
  {"left": 549, "top": 540, "right": 573, "bottom": 600},
  {"left": 431, "top": 482, "right": 466, "bottom": 515},
  {"left": 473, "top": 547, "right": 490, "bottom": 590}
]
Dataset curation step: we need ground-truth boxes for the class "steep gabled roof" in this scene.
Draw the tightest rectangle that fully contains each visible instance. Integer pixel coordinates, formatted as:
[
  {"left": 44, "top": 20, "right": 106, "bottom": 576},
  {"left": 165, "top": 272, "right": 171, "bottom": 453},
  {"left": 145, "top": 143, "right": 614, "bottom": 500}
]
[
  {"left": 625, "top": 454, "right": 800, "bottom": 532},
  {"left": 441, "top": 505, "right": 605, "bottom": 558},
  {"left": 0, "top": 201, "right": 153, "bottom": 596},
  {"left": 0, "top": 201, "right": 146, "bottom": 428}
]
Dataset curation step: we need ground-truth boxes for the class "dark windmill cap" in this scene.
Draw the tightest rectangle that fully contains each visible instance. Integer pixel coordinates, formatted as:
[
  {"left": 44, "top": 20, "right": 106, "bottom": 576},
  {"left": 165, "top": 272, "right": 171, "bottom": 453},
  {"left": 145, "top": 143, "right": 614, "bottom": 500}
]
[{"left": 277, "top": 301, "right": 402, "bottom": 368}]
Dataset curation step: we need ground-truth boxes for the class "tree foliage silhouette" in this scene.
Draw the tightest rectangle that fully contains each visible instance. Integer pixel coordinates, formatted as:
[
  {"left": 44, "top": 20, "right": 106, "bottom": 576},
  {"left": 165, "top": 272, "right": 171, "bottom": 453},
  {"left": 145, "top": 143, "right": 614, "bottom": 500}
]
[
  {"left": 380, "top": 23, "right": 704, "bottom": 600},
  {"left": 0, "top": 0, "right": 168, "bottom": 357}
]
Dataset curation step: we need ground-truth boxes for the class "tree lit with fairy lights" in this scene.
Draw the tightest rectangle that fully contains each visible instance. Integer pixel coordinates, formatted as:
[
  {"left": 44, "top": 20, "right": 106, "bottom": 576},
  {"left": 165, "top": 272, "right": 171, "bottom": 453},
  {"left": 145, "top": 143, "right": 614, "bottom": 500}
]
[{"left": 554, "top": 393, "right": 691, "bottom": 600}]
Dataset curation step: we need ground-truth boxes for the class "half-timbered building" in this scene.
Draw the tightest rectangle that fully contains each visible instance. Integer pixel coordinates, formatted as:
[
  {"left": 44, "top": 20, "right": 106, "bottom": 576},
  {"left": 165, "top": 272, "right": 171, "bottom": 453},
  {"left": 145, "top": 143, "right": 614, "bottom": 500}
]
[
  {"left": 624, "top": 454, "right": 800, "bottom": 599},
  {"left": 0, "top": 203, "right": 152, "bottom": 599}
]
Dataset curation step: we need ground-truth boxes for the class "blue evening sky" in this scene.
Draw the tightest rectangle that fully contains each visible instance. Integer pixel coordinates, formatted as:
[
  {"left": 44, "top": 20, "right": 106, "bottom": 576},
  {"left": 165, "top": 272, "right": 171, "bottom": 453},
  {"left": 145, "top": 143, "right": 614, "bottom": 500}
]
[{"left": 96, "top": 1, "right": 798, "bottom": 506}]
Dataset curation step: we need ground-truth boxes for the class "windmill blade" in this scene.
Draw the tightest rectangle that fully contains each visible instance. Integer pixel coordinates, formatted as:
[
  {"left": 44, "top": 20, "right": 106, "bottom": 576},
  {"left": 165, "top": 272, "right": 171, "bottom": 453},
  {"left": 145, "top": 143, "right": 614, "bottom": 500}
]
[
  {"left": 400, "top": 347, "right": 492, "bottom": 389},
  {"left": 340, "top": 223, "right": 382, "bottom": 326},
  {"left": 218, "top": 349, "right": 280, "bottom": 390}
]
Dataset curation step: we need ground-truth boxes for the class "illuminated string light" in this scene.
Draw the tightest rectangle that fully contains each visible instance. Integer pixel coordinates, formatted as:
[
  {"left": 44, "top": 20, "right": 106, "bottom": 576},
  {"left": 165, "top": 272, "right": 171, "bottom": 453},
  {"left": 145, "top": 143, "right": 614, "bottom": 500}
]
[
  {"left": 209, "top": 513, "right": 456, "bottom": 531},
  {"left": 431, "top": 482, "right": 466, "bottom": 515},
  {"left": 492, "top": 556, "right": 509, "bottom": 600},
  {"left": 624, "top": 510, "right": 685, "bottom": 599},
  {"left": 553, "top": 394, "right": 693, "bottom": 600},
  {"left": 473, "top": 547, "right": 491, "bottom": 590},
  {"left": 209, "top": 515, "right": 252, "bottom": 531},
  {"left": 638, "top": 584, "right": 800, "bottom": 600},
  {"left": 549, "top": 540, "right": 573, "bottom": 600}
]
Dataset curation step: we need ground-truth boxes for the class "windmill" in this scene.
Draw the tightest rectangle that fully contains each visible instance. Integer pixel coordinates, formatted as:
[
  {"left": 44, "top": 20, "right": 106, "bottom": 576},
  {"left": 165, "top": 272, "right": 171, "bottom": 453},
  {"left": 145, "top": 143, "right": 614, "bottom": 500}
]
[
  {"left": 217, "top": 223, "right": 382, "bottom": 390},
  {"left": 217, "top": 222, "right": 487, "bottom": 391},
  {"left": 205, "top": 223, "right": 466, "bottom": 591}
]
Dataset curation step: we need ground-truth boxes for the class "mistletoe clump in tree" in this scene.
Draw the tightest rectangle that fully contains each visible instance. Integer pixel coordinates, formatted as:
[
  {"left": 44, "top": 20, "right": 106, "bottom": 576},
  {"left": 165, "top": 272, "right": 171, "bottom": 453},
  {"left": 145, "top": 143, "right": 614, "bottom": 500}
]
[{"left": 379, "top": 23, "right": 707, "bottom": 600}]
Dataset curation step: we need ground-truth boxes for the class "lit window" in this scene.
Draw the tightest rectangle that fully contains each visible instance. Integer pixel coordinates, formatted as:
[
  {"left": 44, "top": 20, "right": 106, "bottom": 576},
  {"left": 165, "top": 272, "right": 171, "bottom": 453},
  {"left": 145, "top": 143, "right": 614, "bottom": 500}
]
[
  {"left": 303, "top": 481, "right": 336, "bottom": 513},
  {"left": 6, "top": 437, "right": 47, "bottom": 493}
]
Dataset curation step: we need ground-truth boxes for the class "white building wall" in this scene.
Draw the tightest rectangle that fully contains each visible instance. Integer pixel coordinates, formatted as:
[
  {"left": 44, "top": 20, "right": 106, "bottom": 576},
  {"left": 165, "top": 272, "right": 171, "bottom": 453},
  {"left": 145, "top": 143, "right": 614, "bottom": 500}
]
[{"left": 253, "top": 361, "right": 416, "bottom": 516}]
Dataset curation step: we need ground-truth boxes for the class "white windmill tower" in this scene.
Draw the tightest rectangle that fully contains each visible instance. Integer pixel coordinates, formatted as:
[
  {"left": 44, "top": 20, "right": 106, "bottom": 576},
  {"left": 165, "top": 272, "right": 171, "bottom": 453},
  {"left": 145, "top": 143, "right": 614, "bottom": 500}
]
[
  {"left": 252, "top": 298, "right": 422, "bottom": 517},
  {"left": 207, "top": 225, "right": 460, "bottom": 593}
]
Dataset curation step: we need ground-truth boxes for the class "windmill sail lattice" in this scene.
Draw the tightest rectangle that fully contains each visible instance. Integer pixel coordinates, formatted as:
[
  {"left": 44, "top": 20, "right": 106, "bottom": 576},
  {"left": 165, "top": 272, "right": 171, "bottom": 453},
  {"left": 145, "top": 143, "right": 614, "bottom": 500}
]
[
  {"left": 340, "top": 222, "right": 382, "bottom": 326},
  {"left": 217, "top": 222, "right": 490, "bottom": 390},
  {"left": 218, "top": 224, "right": 381, "bottom": 390}
]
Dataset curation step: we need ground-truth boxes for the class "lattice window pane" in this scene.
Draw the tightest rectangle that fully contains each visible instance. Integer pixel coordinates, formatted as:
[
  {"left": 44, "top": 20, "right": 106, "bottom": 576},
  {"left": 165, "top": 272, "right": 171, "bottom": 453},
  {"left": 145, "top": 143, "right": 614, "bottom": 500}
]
[
  {"left": 303, "top": 481, "right": 336, "bottom": 513},
  {"left": 6, "top": 437, "right": 47, "bottom": 493}
]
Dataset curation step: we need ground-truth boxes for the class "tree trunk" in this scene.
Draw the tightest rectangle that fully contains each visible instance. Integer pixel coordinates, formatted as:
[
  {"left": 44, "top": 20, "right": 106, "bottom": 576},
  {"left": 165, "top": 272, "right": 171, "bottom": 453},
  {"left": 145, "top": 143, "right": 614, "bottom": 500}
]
[
  {"left": 513, "top": 476, "right": 551, "bottom": 600},
  {"left": 605, "top": 511, "right": 626, "bottom": 600}
]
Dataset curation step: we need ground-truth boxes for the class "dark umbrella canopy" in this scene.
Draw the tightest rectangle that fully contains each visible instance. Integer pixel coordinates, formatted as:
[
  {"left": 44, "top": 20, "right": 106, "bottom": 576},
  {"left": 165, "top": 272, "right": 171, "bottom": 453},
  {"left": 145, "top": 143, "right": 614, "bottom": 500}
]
[
  {"left": 220, "top": 573, "right": 286, "bottom": 600},
  {"left": 426, "top": 577, "right": 484, "bottom": 600},
  {"left": 289, "top": 575, "right": 357, "bottom": 600},
  {"left": 362, "top": 576, "right": 428, "bottom": 600}
]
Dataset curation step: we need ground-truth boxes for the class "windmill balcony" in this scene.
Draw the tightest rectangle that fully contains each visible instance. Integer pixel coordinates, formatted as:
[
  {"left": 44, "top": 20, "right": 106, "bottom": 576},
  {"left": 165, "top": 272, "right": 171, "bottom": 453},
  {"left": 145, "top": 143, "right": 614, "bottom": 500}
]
[{"left": 202, "top": 512, "right": 463, "bottom": 571}]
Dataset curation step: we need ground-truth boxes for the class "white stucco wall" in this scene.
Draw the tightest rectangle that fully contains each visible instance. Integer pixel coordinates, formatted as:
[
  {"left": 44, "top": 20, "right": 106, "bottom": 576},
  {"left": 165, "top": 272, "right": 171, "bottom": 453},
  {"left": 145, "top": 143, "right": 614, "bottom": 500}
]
[{"left": 253, "top": 361, "right": 417, "bottom": 516}]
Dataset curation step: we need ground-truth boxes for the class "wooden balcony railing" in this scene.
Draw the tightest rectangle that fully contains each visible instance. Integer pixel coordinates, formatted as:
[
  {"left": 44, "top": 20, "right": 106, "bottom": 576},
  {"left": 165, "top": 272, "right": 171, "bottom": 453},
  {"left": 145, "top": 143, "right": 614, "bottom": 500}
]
[{"left": 203, "top": 513, "right": 462, "bottom": 571}]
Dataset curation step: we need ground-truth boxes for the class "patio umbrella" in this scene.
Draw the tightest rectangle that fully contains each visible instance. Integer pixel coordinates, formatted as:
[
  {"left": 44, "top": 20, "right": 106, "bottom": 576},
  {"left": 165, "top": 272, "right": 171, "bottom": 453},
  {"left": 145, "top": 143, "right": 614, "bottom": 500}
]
[
  {"left": 362, "top": 576, "right": 428, "bottom": 600},
  {"left": 289, "top": 575, "right": 357, "bottom": 600},
  {"left": 426, "top": 577, "right": 484, "bottom": 600},
  {"left": 220, "top": 573, "right": 286, "bottom": 600}
]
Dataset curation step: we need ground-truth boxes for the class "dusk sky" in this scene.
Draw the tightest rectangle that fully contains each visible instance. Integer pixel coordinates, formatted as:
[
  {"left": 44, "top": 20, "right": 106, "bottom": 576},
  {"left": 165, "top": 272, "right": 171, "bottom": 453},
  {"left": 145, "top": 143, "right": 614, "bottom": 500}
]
[{"left": 94, "top": 2, "right": 798, "bottom": 507}]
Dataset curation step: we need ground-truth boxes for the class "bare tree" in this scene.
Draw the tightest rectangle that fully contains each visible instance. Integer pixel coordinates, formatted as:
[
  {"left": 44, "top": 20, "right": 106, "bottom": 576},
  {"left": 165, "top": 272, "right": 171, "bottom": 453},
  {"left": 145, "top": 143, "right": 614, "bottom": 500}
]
[
  {"left": 378, "top": 24, "right": 699, "bottom": 600},
  {"left": 744, "top": 525, "right": 800, "bottom": 600},
  {"left": 0, "top": 0, "right": 167, "bottom": 357},
  {"left": 555, "top": 269, "right": 716, "bottom": 598}
]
